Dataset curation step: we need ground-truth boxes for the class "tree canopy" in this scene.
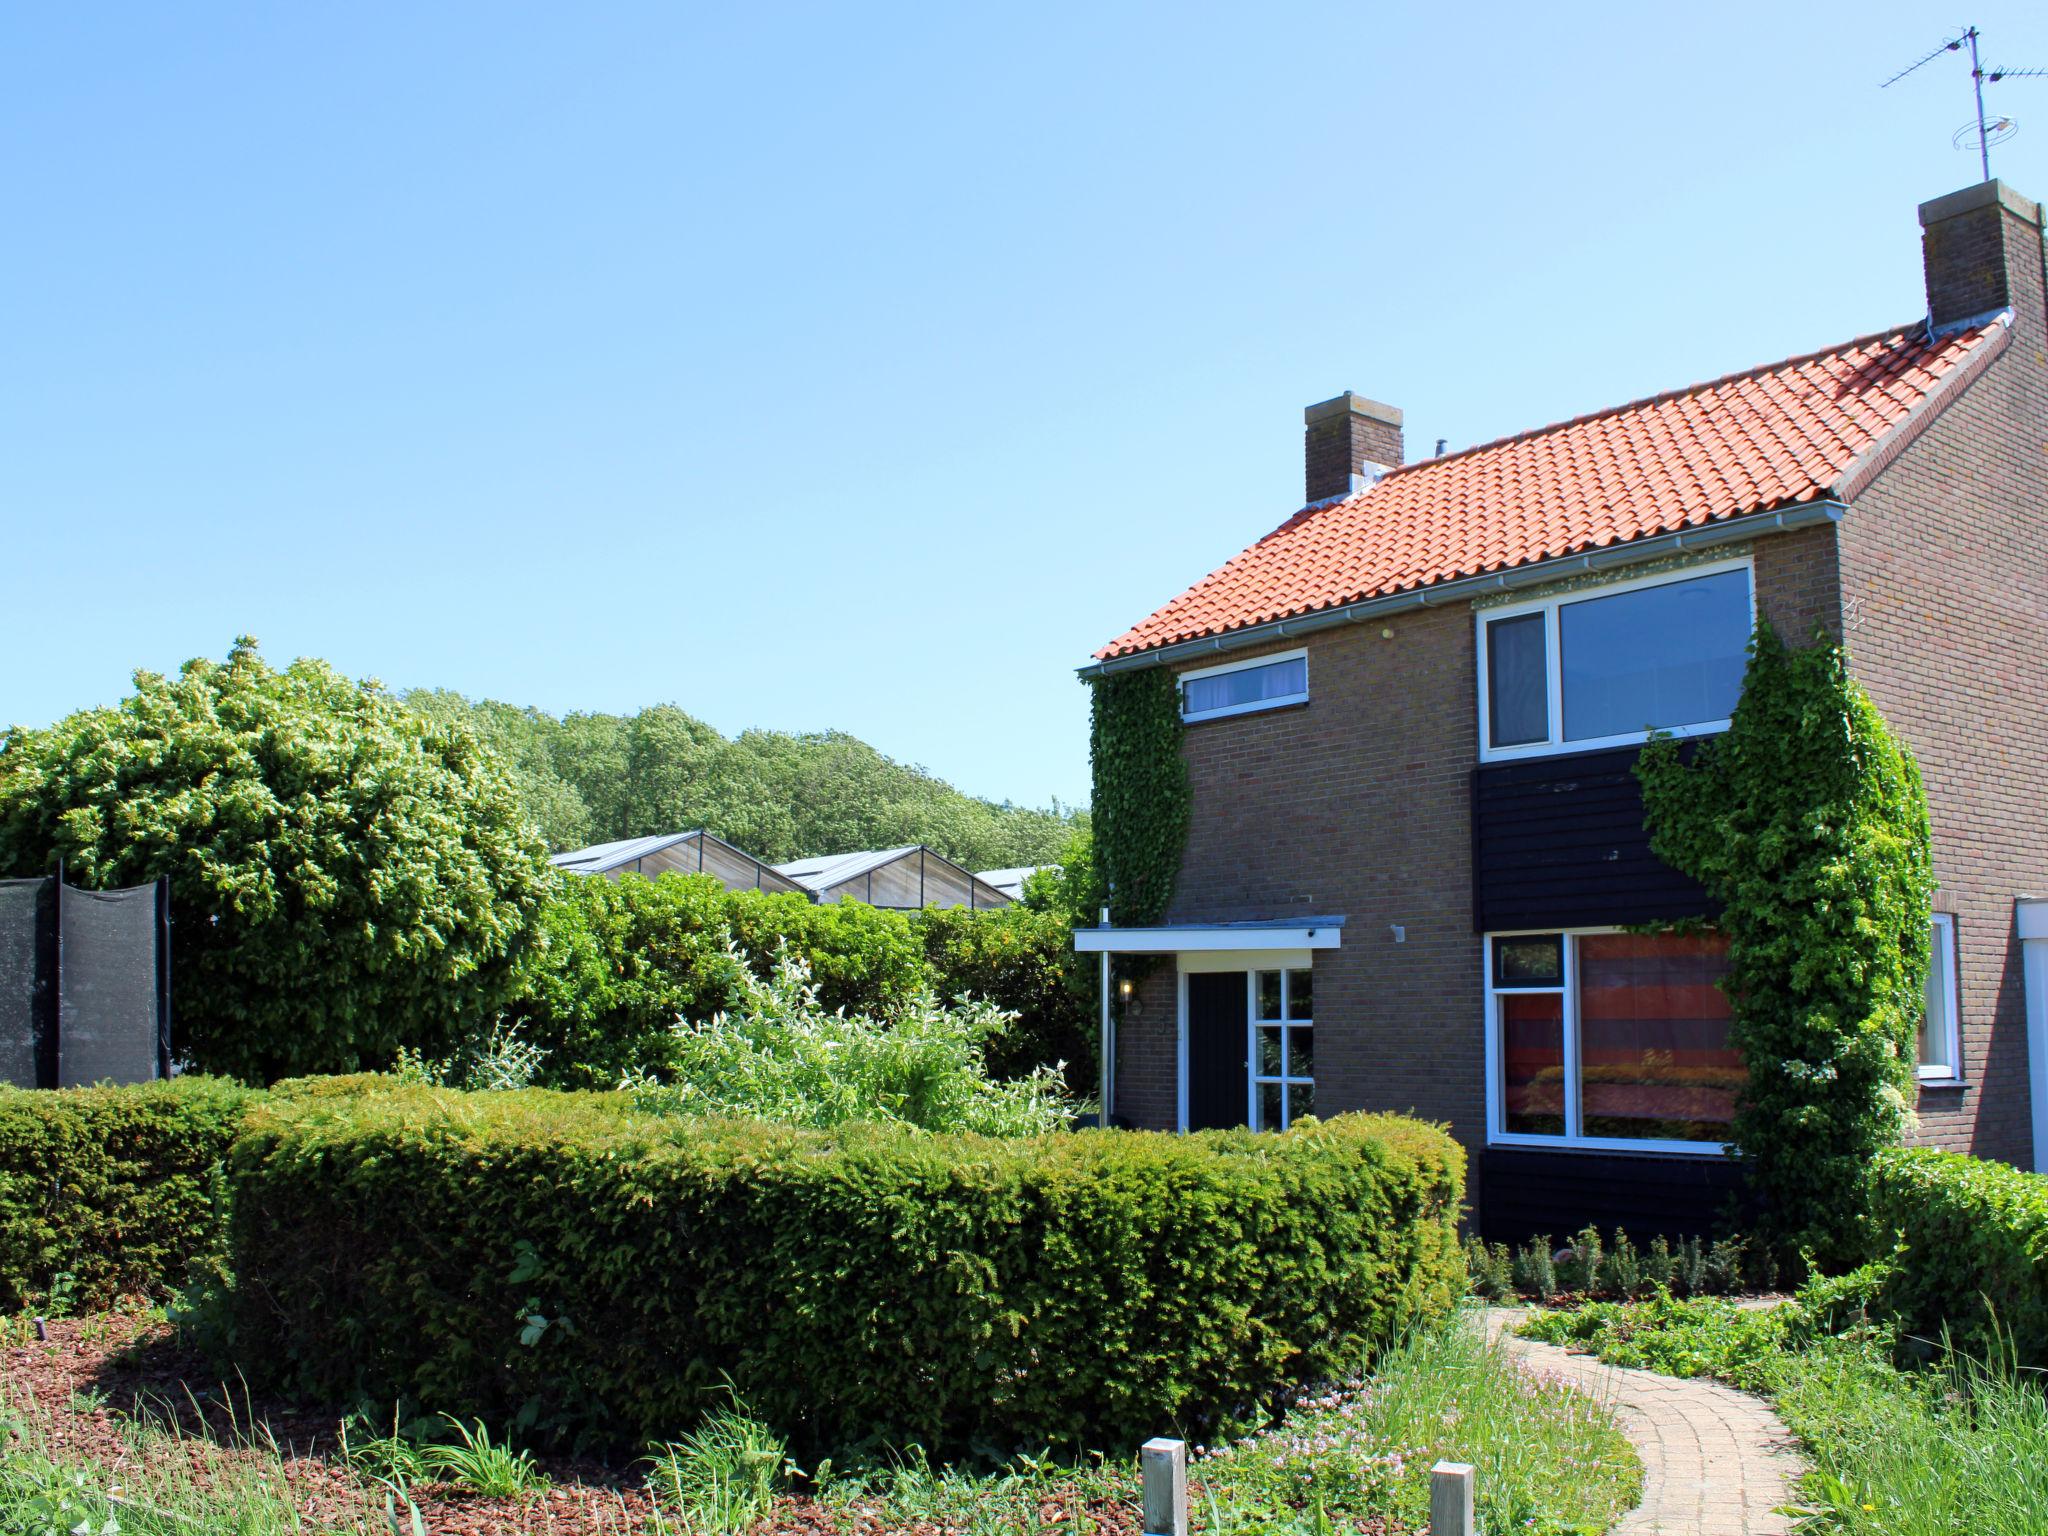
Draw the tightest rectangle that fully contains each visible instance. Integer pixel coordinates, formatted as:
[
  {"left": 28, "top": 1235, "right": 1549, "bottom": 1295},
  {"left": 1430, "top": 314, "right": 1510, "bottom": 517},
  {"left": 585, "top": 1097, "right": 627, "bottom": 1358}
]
[
  {"left": 0, "top": 641, "right": 552, "bottom": 1082},
  {"left": 403, "top": 690, "right": 1082, "bottom": 868}
]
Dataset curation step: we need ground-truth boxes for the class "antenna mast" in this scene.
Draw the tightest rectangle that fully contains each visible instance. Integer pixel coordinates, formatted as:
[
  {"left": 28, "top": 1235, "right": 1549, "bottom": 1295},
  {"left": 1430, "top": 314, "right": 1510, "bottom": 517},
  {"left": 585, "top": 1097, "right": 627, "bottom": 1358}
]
[{"left": 1882, "top": 25, "right": 2047, "bottom": 182}]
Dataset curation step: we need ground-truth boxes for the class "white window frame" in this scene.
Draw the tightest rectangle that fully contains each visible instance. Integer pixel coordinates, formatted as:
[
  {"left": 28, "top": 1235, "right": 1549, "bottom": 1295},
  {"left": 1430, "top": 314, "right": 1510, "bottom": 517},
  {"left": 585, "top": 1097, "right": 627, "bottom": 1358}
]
[
  {"left": 1178, "top": 647, "right": 1309, "bottom": 725},
  {"left": 1919, "top": 913, "right": 1964, "bottom": 1084},
  {"left": 1249, "top": 966, "right": 1314, "bottom": 1130},
  {"left": 1484, "top": 926, "right": 1735, "bottom": 1157},
  {"left": 1475, "top": 557, "right": 1756, "bottom": 762}
]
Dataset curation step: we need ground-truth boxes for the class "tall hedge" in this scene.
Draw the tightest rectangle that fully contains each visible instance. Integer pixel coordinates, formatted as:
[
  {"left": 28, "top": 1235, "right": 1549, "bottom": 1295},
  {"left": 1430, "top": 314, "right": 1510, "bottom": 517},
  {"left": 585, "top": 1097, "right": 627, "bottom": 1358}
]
[
  {"left": 220, "top": 1083, "right": 1464, "bottom": 1457},
  {"left": 1637, "top": 626, "right": 1933, "bottom": 1265},
  {"left": 0, "top": 1077, "right": 256, "bottom": 1309},
  {"left": 1867, "top": 1147, "right": 2048, "bottom": 1367},
  {"left": 917, "top": 904, "right": 1094, "bottom": 1082}
]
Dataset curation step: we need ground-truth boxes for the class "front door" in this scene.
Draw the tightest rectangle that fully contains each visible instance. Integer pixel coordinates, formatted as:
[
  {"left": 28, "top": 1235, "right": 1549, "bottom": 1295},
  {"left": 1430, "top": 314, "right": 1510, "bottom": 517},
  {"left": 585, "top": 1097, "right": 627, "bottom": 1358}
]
[{"left": 1186, "top": 970, "right": 1248, "bottom": 1129}]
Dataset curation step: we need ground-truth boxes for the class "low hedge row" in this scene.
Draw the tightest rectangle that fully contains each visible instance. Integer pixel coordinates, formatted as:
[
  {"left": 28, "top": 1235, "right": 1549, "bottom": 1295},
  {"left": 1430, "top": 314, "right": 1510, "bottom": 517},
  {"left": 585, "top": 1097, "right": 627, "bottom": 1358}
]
[
  {"left": 0, "top": 1076, "right": 256, "bottom": 1310},
  {"left": 221, "top": 1083, "right": 1465, "bottom": 1457},
  {"left": 1866, "top": 1146, "right": 2048, "bottom": 1366}
]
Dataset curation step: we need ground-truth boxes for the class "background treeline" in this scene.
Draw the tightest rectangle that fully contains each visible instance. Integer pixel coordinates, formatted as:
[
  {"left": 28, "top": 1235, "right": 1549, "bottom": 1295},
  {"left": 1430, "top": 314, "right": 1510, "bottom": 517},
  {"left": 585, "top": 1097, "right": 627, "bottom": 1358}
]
[{"left": 404, "top": 691, "right": 1084, "bottom": 864}]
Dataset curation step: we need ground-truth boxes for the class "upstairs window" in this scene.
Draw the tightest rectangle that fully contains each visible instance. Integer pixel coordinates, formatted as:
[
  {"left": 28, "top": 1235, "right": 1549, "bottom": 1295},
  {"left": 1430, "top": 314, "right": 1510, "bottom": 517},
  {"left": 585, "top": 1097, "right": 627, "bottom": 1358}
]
[
  {"left": 1478, "top": 561, "right": 1754, "bottom": 760},
  {"left": 1180, "top": 649, "right": 1309, "bottom": 724}
]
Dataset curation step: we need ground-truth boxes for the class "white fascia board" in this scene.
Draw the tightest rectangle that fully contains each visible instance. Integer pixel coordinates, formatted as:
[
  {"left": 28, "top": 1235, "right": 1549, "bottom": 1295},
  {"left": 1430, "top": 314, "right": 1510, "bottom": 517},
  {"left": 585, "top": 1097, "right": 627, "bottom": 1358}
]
[{"left": 1074, "top": 925, "right": 1342, "bottom": 954}]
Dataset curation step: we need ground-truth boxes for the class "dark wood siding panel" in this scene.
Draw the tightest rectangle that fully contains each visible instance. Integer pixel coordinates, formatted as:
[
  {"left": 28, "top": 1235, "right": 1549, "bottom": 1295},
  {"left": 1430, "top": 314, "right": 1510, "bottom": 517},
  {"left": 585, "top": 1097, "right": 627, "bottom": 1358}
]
[
  {"left": 1472, "top": 744, "right": 1716, "bottom": 932},
  {"left": 1478, "top": 1147, "right": 1745, "bottom": 1245}
]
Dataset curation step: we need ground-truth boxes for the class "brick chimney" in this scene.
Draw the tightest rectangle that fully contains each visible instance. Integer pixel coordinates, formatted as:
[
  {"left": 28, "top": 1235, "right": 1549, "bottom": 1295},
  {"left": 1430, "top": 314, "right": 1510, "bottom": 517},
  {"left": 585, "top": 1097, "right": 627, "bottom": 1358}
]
[
  {"left": 1919, "top": 179, "right": 2046, "bottom": 333},
  {"left": 1303, "top": 392, "right": 1403, "bottom": 503}
]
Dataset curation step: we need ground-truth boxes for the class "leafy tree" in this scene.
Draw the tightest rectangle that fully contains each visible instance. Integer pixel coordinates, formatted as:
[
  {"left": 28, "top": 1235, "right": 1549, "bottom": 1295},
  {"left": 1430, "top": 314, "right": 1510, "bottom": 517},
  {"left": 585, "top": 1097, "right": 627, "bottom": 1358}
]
[
  {"left": 1636, "top": 626, "right": 1933, "bottom": 1266},
  {"left": 404, "top": 689, "right": 594, "bottom": 850},
  {"left": 0, "top": 640, "right": 552, "bottom": 1082},
  {"left": 401, "top": 691, "right": 1083, "bottom": 867}
]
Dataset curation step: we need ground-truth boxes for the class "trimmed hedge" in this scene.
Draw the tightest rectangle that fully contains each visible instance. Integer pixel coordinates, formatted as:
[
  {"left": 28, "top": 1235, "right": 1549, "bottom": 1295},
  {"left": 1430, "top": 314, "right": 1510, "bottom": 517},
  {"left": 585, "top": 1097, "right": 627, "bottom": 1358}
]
[
  {"left": 221, "top": 1084, "right": 1464, "bottom": 1457},
  {"left": 1867, "top": 1146, "right": 2048, "bottom": 1366},
  {"left": 0, "top": 1077, "right": 257, "bottom": 1310}
]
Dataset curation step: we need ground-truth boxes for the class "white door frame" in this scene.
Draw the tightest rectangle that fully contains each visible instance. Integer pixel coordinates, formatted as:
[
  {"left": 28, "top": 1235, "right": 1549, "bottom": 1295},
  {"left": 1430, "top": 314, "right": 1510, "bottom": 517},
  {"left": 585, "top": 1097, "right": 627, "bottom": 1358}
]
[{"left": 1175, "top": 949, "right": 1312, "bottom": 1133}]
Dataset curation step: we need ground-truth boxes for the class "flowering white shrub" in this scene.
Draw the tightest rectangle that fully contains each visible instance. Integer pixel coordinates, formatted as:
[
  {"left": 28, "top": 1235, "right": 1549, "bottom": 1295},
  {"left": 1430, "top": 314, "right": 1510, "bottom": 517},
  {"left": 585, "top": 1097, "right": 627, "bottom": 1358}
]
[{"left": 626, "top": 941, "right": 1074, "bottom": 1136}]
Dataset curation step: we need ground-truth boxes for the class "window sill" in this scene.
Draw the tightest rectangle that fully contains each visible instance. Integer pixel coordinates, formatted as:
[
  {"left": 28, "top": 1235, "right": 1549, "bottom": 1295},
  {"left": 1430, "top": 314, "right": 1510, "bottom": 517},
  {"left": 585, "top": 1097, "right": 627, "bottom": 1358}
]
[
  {"left": 1916, "top": 1074, "right": 1969, "bottom": 1091},
  {"left": 1488, "top": 1133, "right": 1731, "bottom": 1158},
  {"left": 1479, "top": 719, "right": 1729, "bottom": 764},
  {"left": 1181, "top": 696, "right": 1309, "bottom": 726}
]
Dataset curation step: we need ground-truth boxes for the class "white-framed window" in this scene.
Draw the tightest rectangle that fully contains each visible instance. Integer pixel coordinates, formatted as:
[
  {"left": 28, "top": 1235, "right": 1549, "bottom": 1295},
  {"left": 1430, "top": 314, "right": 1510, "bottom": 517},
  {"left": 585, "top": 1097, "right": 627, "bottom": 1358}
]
[
  {"left": 1179, "top": 648, "right": 1309, "bottom": 724},
  {"left": 1476, "top": 558, "right": 1755, "bottom": 761},
  {"left": 1919, "top": 914, "right": 1963, "bottom": 1083},
  {"left": 1251, "top": 966, "right": 1313, "bottom": 1129},
  {"left": 1485, "top": 927, "right": 1742, "bottom": 1154}
]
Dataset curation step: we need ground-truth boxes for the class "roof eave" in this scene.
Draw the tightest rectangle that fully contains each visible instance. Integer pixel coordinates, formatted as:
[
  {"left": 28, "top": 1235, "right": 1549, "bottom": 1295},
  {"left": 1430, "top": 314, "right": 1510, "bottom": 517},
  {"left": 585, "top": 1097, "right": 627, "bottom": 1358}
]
[{"left": 1076, "top": 499, "right": 1848, "bottom": 678}]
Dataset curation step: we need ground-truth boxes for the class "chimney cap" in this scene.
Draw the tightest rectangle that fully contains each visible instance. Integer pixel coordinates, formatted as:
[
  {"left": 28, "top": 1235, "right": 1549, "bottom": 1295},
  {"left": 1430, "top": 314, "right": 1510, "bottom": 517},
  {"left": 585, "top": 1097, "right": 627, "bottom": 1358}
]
[
  {"left": 1305, "top": 392, "right": 1403, "bottom": 429},
  {"left": 1918, "top": 179, "right": 2041, "bottom": 229}
]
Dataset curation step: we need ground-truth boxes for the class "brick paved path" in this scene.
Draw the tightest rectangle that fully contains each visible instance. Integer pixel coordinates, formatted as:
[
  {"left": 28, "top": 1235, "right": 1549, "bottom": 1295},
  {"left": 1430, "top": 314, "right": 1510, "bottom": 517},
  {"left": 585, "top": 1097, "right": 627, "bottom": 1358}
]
[{"left": 1484, "top": 1308, "right": 1807, "bottom": 1536}]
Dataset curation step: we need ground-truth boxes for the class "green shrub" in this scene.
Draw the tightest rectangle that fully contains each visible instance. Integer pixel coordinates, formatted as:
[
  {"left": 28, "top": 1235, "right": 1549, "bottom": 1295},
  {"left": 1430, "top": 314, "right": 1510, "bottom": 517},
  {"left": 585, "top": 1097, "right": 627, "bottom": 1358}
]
[
  {"left": 1866, "top": 1146, "right": 2048, "bottom": 1366},
  {"left": 0, "top": 1076, "right": 257, "bottom": 1309},
  {"left": 0, "top": 640, "right": 553, "bottom": 1083},
  {"left": 509, "top": 872, "right": 926, "bottom": 1087},
  {"left": 1638, "top": 626, "right": 1934, "bottom": 1266},
  {"left": 626, "top": 943, "right": 1073, "bottom": 1136},
  {"left": 220, "top": 1084, "right": 1464, "bottom": 1459},
  {"left": 916, "top": 904, "right": 1093, "bottom": 1081},
  {"left": 1088, "top": 669, "right": 1188, "bottom": 926}
]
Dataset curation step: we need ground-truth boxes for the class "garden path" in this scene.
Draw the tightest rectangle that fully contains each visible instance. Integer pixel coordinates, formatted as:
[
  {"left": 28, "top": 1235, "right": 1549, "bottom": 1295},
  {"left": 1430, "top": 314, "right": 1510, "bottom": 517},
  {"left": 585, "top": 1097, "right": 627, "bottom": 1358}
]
[{"left": 1484, "top": 1308, "right": 1806, "bottom": 1536}]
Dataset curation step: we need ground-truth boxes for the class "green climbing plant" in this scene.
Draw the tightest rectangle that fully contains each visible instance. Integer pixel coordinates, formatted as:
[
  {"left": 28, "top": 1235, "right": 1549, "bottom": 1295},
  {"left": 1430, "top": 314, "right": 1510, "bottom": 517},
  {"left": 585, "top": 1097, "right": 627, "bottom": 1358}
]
[
  {"left": 1636, "top": 624, "right": 1933, "bottom": 1267},
  {"left": 1087, "top": 667, "right": 1190, "bottom": 925}
]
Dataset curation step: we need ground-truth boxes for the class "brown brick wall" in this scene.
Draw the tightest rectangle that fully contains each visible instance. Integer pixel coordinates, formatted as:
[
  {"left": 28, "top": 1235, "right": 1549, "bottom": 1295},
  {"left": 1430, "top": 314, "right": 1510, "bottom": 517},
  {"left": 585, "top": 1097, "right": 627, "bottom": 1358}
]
[
  {"left": 1111, "top": 527, "right": 1844, "bottom": 1214},
  {"left": 1837, "top": 193, "right": 2048, "bottom": 1167}
]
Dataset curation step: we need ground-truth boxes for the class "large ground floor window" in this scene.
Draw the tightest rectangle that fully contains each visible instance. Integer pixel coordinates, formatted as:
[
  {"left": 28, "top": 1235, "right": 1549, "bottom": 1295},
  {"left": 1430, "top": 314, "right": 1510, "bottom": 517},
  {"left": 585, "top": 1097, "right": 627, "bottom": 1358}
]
[{"left": 1487, "top": 928, "right": 1742, "bottom": 1152}]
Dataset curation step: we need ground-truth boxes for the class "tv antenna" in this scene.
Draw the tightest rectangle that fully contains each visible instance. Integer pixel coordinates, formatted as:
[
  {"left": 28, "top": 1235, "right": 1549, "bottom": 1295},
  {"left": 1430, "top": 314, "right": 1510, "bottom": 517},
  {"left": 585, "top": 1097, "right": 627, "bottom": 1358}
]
[{"left": 1882, "top": 25, "right": 2047, "bottom": 182}]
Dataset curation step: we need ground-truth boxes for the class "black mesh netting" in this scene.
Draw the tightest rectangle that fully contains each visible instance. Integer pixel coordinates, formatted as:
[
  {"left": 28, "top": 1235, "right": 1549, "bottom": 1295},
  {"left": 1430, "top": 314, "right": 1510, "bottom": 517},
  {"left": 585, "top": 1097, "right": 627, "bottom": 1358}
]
[
  {"left": 0, "top": 877, "right": 55, "bottom": 1088},
  {"left": 57, "top": 881, "right": 165, "bottom": 1087}
]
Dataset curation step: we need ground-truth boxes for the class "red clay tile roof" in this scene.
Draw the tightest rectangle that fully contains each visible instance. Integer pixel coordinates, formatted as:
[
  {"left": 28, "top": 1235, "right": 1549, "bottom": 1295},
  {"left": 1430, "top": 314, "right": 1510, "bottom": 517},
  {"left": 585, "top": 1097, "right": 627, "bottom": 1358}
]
[{"left": 1097, "top": 318, "right": 2010, "bottom": 661}]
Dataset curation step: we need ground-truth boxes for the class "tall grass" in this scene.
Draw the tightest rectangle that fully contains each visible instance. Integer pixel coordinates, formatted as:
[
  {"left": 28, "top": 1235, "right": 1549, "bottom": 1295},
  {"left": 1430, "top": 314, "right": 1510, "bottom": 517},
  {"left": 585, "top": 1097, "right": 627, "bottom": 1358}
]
[
  {"left": 644, "top": 1406, "right": 791, "bottom": 1534},
  {"left": 0, "top": 1387, "right": 370, "bottom": 1536},
  {"left": 1772, "top": 1332, "right": 2048, "bottom": 1536}
]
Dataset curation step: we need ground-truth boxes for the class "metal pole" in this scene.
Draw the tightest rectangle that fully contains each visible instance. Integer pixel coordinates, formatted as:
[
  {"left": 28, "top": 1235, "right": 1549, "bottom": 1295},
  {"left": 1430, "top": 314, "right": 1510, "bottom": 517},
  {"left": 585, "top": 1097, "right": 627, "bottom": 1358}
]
[
  {"left": 50, "top": 860, "right": 63, "bottom": 1090},
  {"left": 1098, "top": 904, "right": 1113, "bottom": 1126},
  {"left": 1970, "top": 27, "right": 1992, "bottom": 181},
  {"left": 156, "top": 876, "right": 173, "bottom": 1079}
]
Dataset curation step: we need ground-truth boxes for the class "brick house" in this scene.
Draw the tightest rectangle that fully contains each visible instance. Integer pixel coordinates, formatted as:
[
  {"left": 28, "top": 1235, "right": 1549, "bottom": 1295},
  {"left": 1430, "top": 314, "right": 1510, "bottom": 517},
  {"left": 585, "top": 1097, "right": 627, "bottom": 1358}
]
[{"left": 1075, "top": 180, "right": 2048, "bottom": 1239}]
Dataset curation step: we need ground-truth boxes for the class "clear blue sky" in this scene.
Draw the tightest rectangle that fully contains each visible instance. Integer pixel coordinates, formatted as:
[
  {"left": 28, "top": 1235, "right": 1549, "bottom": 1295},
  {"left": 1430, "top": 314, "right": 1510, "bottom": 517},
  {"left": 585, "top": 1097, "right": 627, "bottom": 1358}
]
[{"left": 5, "top": 2, "right": 2043, "bottom": 809}]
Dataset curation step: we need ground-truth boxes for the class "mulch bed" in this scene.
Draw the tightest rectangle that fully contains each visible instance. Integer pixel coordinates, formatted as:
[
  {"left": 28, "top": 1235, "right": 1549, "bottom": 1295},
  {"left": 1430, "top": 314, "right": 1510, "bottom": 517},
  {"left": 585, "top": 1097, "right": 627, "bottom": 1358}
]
[{"left": 2, "top": 1310, "right": 1180, "bottom": 1536}]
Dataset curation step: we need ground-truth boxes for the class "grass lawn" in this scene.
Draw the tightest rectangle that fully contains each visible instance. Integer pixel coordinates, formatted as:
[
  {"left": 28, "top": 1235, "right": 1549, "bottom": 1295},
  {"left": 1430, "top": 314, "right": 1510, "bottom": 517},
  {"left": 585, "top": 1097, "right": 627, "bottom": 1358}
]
[
  {"left": 3, "top": 1305, "right": 1639, "bottom": 1535},
  {"left": 1520, "top": 1290, "right": 2048, "bottom": 1536}
]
